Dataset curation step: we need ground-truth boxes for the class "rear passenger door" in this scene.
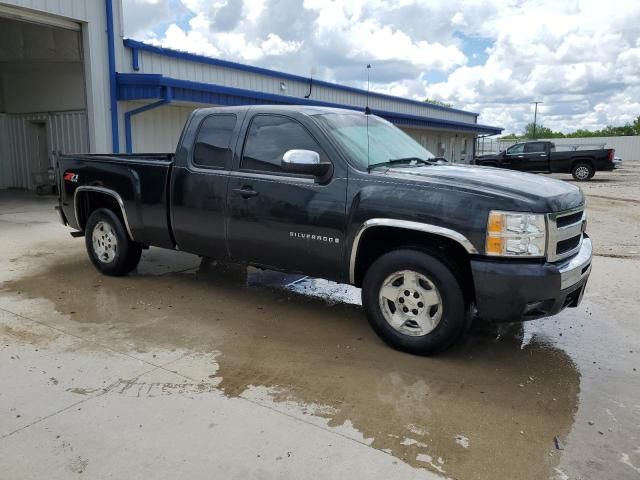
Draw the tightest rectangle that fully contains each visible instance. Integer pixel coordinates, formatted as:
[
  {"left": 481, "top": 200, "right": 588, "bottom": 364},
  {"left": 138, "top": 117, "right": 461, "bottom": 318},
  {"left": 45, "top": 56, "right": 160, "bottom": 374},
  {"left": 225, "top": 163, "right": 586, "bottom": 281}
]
[
  {"left": 522, "top": 142, "right": 549, "bottom": 172},
  {"left": 226, "top": 113, "right": 347, "bottom": 280},
  {"left": 171, "top": 113, "right": 242, "bottom": 258}
]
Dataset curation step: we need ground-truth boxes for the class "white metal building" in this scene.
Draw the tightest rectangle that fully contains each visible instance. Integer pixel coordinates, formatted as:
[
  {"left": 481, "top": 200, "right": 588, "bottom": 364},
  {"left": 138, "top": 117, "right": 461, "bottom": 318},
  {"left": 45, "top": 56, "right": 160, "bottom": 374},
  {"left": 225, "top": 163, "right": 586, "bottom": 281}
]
[{"left": 0, "top": 0, "right": 502, "bottom": 192}]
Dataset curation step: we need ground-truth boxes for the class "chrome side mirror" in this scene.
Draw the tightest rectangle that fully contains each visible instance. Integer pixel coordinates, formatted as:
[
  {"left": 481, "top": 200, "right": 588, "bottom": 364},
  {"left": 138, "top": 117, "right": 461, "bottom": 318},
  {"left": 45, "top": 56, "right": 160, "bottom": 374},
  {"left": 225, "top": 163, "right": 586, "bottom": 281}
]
[{"left": 281, "top": 149, "right": 330, "bottom": 177}]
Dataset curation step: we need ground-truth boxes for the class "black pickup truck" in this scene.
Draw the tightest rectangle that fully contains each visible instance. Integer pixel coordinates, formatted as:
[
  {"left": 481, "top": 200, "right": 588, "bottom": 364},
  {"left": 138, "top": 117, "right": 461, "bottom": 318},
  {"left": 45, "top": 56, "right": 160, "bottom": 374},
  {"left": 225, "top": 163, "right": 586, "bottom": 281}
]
[
  {"left": 474, "top": 140, "right": 616, "bottom": 180},
  {"left": 55, "top": 106, "right": 592, "bottom": 355}
]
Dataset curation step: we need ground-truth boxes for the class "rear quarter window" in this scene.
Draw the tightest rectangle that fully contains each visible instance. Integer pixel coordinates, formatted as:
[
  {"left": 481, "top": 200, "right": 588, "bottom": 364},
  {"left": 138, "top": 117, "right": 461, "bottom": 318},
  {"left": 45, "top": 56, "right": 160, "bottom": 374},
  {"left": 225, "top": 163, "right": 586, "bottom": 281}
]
[{"left": 192, "top": 114, "right": 237, "bottom": 169}]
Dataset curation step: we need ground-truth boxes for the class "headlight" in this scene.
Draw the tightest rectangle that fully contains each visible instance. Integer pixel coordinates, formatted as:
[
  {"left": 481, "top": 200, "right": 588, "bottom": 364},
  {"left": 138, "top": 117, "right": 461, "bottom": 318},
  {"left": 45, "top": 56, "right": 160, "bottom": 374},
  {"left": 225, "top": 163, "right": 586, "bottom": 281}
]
[{"left": 485, "top": 211, "right": 546, "bottom": 257}]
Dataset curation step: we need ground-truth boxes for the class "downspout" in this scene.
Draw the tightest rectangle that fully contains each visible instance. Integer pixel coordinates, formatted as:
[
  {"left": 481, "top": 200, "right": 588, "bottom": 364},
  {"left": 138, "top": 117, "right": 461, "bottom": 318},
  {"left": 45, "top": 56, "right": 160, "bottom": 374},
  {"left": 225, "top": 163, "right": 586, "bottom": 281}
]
[
  {"left": 124, "top": 86, "right": 173, "bottom": 153},
  {"left": 105, "top": 0, "right": 119, "bottom": 152}
]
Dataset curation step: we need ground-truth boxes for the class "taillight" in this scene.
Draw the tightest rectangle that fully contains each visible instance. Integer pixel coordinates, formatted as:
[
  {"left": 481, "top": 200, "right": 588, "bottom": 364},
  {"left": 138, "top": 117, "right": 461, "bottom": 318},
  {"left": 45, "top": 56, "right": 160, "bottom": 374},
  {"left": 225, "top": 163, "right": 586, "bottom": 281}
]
[{"left": 608, "top": 149, "right": 615, "bottom": 162}]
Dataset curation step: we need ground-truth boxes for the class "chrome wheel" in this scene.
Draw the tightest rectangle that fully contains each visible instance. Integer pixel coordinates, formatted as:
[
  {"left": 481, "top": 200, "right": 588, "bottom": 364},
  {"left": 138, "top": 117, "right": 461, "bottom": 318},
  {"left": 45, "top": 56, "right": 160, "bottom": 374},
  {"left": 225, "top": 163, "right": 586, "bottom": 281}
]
[
  {"left": 92, "top": 221, "right": 118, "bottom": 263},
  {"left": 378, "top": 269, "right": 443, "bottom": 337},
  {"left": 574, "top": 165, "right": 590, "bottom": 180}
]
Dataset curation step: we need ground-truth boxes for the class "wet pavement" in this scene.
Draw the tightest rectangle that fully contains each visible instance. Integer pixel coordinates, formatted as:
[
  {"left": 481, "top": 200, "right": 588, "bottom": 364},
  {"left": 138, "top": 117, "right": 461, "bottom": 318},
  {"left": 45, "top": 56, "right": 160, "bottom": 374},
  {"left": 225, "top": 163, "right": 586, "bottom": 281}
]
[{"left": 1, "top": 166, "right": 640, "bottom": 479}]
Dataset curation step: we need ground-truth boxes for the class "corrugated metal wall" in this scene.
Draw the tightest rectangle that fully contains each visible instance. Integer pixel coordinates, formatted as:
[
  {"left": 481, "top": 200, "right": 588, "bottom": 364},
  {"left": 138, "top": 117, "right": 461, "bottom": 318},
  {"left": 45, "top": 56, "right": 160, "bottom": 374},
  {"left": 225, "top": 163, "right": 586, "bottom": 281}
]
[
  {"left": 122, "top": 101, "right": 197, "bottom": 153},
  {"left": 0, "top": 0, "right": 89, "bottom": 21},
  {"left": 0, "top": 110, "right": 88, "bottom": 189},
  {"left": 128, "top": 48, "right": 477, "bottom": 125}
]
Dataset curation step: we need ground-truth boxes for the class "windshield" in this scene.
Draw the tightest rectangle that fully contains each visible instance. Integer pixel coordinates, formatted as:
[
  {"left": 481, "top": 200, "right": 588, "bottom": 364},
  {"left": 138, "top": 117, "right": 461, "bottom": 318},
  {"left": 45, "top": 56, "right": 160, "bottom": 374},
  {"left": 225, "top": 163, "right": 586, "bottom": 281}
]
[{"left": 314, "top": 113, "right": 435, "bottom": 170}]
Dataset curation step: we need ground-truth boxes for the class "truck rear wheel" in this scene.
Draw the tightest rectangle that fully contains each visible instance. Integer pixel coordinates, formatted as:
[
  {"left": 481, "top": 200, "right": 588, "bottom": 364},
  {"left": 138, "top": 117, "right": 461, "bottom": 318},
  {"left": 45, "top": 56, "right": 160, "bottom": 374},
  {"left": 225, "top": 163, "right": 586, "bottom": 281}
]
[
  {"left": 571, "top": 162, "right": 594, "bottom": 181},
  {"left": 85, "top": 208, "right": 141, "bottom": 276},
  {"left": 361, "top": 249, "right": 467, "bottom": 355}
]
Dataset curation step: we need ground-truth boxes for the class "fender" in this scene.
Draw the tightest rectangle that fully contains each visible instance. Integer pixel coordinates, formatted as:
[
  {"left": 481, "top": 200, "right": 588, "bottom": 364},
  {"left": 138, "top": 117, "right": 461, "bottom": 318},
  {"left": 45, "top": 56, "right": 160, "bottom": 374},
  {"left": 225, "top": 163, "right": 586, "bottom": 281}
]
[
  {"left": 73, "top": 186, "right": 135, "bottom": 240},
  {"left": 349, "top": 218, "right": 479, "bottom": 283}
]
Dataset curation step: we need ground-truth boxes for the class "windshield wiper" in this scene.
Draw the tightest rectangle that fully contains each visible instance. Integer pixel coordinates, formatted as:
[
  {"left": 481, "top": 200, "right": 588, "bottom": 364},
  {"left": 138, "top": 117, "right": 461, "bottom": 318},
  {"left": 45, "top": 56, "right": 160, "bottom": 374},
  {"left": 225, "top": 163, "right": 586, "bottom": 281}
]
[{"left": 369, "top": 157, "right": 434, "bottom": 170}]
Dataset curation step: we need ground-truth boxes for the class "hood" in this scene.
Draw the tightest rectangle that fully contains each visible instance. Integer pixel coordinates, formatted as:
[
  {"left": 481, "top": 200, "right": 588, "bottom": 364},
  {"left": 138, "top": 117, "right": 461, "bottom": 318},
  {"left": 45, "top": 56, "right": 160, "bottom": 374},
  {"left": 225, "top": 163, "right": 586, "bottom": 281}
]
[{"left": 377, "top": 164, "right": 584, "bottom": 213}]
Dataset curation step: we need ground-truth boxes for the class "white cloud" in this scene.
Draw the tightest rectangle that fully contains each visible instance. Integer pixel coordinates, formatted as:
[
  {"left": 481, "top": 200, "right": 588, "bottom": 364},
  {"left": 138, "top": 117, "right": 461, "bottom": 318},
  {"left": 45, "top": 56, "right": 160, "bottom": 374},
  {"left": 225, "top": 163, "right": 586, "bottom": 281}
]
[{"left": 121, "top": 0, "right": 640, "bottom": 134}]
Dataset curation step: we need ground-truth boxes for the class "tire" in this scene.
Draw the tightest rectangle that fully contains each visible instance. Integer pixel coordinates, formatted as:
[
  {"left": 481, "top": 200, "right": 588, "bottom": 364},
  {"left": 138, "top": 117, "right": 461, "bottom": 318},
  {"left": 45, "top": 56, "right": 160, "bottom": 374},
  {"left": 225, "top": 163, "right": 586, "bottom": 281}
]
[
  {"left": 85, "top": 208, "right": 141, "bottom": 276},
  {"left": 361, "top": 249, "right": 467, "bottom": 356},
  {"left": 571, "top": 162, "right": 594, "bottom": 181}
]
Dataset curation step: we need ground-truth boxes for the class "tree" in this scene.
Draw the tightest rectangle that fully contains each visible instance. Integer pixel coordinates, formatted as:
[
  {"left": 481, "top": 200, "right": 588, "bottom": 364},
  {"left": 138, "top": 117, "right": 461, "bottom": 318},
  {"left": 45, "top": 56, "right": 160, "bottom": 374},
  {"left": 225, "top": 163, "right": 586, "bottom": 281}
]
[
  {"left": 499, "top": 116, "right": 640, "bottom": 140},
  {"left": 523, "top": 123, "right": 560, "bottom": 139},
  {"left": 424, "top": 98, "right": 453, "bottom": 108}
]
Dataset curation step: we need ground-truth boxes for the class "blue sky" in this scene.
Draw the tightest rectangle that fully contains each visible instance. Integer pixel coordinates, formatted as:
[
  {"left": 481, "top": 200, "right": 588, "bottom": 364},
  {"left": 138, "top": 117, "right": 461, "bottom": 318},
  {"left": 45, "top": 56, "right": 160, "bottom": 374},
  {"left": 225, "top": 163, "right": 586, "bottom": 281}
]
[{"left": 122, "top": 0, "right": 640, "bottom": 134}]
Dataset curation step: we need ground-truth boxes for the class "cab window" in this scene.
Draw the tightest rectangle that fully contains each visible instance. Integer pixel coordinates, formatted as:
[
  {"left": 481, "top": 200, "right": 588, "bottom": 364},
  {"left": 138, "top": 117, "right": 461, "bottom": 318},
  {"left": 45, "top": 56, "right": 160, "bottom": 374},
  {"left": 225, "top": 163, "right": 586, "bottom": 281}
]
[
  {"left": 524, "top": 142, "right": 546, "bottom": 153},
  {"left": 192, "top": 114, "right": 237, "bottom": 169},
  {"left": 241, "top": 114, "right": 324, "bottom": 174},
  {"left": 506, "top": 144, "right": 524, "bottom": 155}
]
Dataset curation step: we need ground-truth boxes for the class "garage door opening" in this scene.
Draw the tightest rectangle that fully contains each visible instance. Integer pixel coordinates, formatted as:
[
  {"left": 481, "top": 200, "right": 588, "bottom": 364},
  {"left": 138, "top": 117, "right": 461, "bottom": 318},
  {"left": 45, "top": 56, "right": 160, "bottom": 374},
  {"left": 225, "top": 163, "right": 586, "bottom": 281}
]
[{"left": 0, "top": 14, "right": 89, "bottom": 192}]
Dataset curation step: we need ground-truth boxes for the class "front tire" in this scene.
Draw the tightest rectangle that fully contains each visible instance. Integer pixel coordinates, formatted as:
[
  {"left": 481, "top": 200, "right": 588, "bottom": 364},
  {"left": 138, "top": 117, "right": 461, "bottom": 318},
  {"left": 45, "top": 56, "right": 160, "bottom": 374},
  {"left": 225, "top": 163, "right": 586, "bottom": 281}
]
[
  {"left": 361, "top": 249, "right": 467, "bottom": 355},
  {"left": 571, "top": 162, "right": 594, "bottom": 181},
  {"left": 85, "top": 208, "right": 141, "bottom": 276}
]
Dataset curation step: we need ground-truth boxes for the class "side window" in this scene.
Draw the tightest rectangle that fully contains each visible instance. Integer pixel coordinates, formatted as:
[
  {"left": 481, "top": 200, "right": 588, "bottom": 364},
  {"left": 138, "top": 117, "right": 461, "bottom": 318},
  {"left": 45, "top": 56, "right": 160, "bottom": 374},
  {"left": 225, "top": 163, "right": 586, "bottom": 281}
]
[
  {"left": 507, "top": 144, "right": 524, "bottom": 154},
  {"left": 192, "top": 114, "right": 237, "bottom": 169},
  {"left": 241, "top": 115, "right": 322, "bottom": 173},
  {"left": 524, "top": 142, "right": 546, "bottom": 153}
]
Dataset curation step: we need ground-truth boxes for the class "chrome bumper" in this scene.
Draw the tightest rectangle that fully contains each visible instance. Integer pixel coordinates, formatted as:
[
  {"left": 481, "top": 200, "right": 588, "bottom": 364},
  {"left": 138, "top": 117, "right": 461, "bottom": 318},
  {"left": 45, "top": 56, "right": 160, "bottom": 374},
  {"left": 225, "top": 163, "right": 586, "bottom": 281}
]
[{"left": 558, "top": 236, "right": 592, "bottom": 290}]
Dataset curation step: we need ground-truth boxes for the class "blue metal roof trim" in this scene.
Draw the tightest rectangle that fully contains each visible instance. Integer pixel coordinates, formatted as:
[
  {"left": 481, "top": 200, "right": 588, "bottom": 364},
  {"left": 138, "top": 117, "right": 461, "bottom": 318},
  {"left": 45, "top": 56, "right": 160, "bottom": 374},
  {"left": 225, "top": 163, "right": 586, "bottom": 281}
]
[
  {"left": 116, "top": 73, "right": 503, "bottom": 135},
  {"left": 123, "top": 38, "right": 481, "bottom": 118}
]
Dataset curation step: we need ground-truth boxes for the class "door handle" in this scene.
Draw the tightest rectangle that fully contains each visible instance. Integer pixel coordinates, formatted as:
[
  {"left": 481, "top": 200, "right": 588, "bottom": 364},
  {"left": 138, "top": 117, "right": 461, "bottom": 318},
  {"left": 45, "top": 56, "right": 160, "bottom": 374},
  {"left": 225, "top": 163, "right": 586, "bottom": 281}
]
[{"left": 232, "top": 187, "right": 259, "bottom": 198}]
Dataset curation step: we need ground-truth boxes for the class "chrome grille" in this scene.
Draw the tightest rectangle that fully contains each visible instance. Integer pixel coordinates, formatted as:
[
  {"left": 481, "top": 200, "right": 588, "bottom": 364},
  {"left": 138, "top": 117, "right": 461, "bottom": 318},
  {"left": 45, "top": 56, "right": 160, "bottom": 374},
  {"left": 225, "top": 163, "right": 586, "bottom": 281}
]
[{"left": 547, "top": 207, "right": 586, "bottom": 262}]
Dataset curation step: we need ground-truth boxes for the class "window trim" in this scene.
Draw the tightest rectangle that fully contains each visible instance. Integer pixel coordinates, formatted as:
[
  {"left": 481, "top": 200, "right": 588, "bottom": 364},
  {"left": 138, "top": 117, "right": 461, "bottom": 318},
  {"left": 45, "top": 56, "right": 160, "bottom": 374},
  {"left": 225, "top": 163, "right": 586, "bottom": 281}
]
[
  {"left": 190, "top": 113, "right": 238, "bottom": 171},
  {"left": 239, "top": 113, "right": 331, "bottom": 178}
]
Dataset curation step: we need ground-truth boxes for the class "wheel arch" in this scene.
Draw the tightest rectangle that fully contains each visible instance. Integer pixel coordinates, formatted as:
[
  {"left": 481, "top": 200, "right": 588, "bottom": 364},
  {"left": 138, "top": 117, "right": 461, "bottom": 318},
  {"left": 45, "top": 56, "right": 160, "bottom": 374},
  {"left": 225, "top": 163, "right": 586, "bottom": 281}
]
[
  {"left": 74, "top": 186, "right": 134, "bottom": 240},
  {"left": 349, "top": 219, "right": 478, "bottom": 298},
  {"left": 571, "top": 157, "right": 594, "bottom": 169}
]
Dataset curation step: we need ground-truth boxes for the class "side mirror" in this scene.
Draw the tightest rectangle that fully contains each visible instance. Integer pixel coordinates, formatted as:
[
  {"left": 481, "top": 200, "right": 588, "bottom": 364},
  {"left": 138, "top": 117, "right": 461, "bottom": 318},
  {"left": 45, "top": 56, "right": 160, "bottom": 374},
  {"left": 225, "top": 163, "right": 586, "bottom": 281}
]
[{"left": 281, "top": 149, "right": 330, "bottom": 177}]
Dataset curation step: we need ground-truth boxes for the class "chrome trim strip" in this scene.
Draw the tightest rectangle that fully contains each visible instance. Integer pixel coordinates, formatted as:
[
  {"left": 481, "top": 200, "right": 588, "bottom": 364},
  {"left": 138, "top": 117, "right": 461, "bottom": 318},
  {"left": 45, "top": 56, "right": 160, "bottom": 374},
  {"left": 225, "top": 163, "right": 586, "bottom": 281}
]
[
  {"left": 349, "top": 218, "right": 478, "bottom": 284},
  {"left": 231, "top": 170, "right": 316, "bottom": 184},
  {"left": 559, "top": 236, "right": 592, "bottom": 290},
  {"left": 73, "top": 186, "right": 135, "bottom": 240}
]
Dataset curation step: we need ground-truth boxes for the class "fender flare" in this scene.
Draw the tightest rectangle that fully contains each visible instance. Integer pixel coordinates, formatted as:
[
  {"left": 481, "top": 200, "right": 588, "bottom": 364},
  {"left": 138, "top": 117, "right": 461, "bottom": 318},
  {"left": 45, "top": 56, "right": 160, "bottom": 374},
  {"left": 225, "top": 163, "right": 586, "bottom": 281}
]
[
  {"left": 349, "top": 218, "right": 478, "bottom": 283},
  {"left": 73, "top": 186, "right": 135, "bottom": 240}
]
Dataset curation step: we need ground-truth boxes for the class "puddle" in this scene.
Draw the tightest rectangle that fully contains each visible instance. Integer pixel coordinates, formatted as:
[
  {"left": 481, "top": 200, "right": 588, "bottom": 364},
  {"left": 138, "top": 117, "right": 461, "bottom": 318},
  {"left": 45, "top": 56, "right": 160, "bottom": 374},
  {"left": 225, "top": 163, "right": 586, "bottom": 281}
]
[{"left": 1, "top": 252, "right": 581, "bottom": 479}]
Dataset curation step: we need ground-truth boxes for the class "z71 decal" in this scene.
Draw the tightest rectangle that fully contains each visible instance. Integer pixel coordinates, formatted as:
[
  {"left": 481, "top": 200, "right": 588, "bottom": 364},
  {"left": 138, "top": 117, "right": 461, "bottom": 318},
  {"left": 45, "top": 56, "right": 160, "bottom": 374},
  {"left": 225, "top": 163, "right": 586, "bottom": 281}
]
[{"left": 63, "top": 172, "right": 79, "bottom": 183}]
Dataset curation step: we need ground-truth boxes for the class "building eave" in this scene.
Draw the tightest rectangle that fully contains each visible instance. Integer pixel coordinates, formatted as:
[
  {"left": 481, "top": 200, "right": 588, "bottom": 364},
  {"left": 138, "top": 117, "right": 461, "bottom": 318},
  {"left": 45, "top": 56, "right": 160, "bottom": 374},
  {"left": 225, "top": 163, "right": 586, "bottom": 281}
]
[
  {"left": 116, "top": 73, "right": 503, "bottom": 136},
  {"left": 123, "top": 38, "right": 481, "bottom": 119}
]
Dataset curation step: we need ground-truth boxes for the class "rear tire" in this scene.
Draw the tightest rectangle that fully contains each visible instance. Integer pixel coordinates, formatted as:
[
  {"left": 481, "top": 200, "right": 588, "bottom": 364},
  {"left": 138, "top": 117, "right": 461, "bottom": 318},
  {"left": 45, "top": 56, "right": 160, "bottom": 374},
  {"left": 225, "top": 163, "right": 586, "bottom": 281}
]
[
  {"left": 361, "top": 249, "right": 467, "bottom": 355},
  {"left": 571, "top": 162, "right": 594, "bottom": 181},
  {"left": 85, "top": 208, "right": 141, "bottom": 276}
]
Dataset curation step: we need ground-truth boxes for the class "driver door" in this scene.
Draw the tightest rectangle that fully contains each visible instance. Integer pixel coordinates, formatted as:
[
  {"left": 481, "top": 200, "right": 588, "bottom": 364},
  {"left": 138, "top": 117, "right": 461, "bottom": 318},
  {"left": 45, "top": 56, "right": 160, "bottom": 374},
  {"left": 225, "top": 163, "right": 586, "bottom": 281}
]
[
  {"left": 225, "top": 113, "right": 347, "bottom": 280},
  {"left": 502, "top": 143, "right": 526, "bottom": 170}
]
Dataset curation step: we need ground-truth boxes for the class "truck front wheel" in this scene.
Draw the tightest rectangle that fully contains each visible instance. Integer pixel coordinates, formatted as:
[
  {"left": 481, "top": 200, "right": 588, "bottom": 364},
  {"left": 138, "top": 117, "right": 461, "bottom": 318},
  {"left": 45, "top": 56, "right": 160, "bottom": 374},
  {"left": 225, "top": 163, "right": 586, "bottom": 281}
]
[
  {"left": 571, "top": 162, "right": 594, "bottom": 181},
  {"left": 85, "top": 208, "right": 142, "bottom": 276},
  {"left": 362, "top": 249, "right": 467, "bottom": 355}
]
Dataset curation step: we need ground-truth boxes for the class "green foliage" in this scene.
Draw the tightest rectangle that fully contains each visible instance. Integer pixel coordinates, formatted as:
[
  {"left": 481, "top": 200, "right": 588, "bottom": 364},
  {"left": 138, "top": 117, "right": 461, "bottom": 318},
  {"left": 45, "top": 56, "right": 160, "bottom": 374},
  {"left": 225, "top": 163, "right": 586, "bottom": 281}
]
[
  {"left": 424, "top": 98, "right": 453, "bottom": 108},
  {"left": 501, "top": 115, "right": 640, "bottom": 140}
]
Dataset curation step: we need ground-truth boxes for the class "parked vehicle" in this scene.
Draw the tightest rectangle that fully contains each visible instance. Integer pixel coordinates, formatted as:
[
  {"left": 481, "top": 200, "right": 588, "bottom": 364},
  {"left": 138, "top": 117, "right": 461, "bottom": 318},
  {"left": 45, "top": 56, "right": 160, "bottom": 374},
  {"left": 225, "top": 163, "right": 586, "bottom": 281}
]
[
  {"left": 473, "top": 140, "right": 616, "bottom": 180},
  {"left": 55, "top": 106, "right": 592, "bottom": 355}
]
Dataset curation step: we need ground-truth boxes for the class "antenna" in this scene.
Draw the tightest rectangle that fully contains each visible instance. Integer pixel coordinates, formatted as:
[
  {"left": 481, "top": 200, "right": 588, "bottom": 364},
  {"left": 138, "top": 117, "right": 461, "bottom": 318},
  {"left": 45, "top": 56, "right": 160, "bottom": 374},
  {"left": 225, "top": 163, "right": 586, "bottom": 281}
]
[
  {"left": 366, "top": 64, "right": 371, "bottom": 171},
  {"left": 365, "top": 64, "right": 371, "bottom": 115}
]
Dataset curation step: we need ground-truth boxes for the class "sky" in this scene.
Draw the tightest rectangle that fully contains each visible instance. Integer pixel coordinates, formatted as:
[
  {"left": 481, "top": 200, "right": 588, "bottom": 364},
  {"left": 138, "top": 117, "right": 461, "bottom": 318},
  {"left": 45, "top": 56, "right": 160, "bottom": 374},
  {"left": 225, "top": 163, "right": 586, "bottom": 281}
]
[{"left": 122, "top": 0, "right": 640, "bottom": 134}]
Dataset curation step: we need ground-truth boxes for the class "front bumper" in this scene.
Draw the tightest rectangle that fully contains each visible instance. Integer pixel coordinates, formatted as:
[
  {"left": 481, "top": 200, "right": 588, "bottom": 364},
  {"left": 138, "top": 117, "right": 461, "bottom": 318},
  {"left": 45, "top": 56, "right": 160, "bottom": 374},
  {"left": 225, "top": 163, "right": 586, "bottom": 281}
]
[{"left": 471, "top": 235, "right": 592, "bottom": 322}]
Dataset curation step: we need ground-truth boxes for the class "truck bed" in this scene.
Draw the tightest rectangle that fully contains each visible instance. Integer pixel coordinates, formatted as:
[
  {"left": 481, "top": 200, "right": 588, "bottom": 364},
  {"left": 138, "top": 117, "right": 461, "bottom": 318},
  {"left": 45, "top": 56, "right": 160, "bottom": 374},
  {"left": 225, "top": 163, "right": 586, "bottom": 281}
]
[{"left": 57, "top": 153, "right": 176, "bottom": 249}]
